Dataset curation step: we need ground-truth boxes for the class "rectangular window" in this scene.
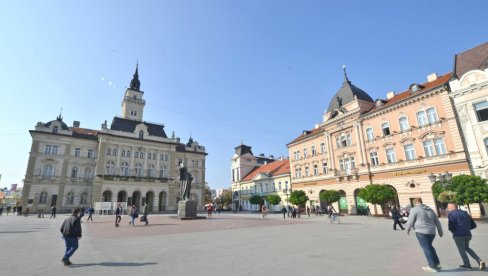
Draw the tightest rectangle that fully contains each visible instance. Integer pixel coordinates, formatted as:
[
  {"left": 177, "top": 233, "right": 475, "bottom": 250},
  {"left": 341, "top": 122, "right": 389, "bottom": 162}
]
[
  {"left": 106, "top": 148, "right": 111, "bottom": 156},
  {"left": 386, "top": 149, "right": 396, "bottom": 164},
  {"left": 313, "top": 165, "right": 318, "bottom": 176},
  {"left": 417, "top": 111, "right": 427, "bottom": 127},
  {"left": 322, "top": 162, "right": 328, "bottom": 174},
  {"left": 382, "top": 123, "right": 391, "bottom": 136},
  {"left": 423, "top": 141, "right": 435, "bottom": 157},
  {"left": 366, "top": 128, "right": 375, "bottom": 141},
  {"left": 404, "top": 144, "right": 416, "bottom": 160},
  {"left": 304, "top": 167, "right": 309, "bottom": 177},
  {"left": 74, "top": 148, "right": 80, "bottom": 157},
  {"left": 339, "top": 159, "right": 344, "bottom": 171},
  {"left": 399, "top": 117, "right": 409, "bottom": 132},
  {"left": 320, "top": 143, "right": 326, "bottom": 154},
  {"left": 311, "top": 146, "right": 316, "bottom": 156},
  {"left": 52, "top": 146, "right": 58, "bottom": 155},
  {"left": 297, "top": 151, "right": 301, "bottom": 160},
  {"left": 427, "top": 108, "right": 438, "bottom": 124},
  {"left": 87, "top": 149, "right": 94, "bottom": 159},
  {"left": 303, "top": 148, "right": 308, "bottom": 158},
  {"left": 434, "top": 138, "right": 447, "bottom": 155},
  {"left": 370, "top": 152, "right": 379, "bottom": 166},
  {"left": 474, "top": 101, "right": 488, "bottom": 122},
  {"left": 295, "top": 169, "right": 299, "bottom": 178}
]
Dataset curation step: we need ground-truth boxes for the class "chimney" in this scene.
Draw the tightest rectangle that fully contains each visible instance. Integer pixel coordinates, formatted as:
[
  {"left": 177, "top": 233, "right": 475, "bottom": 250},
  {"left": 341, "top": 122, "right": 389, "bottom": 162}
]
[
  {"left": 73, "top": 121, "right": 80, "bottom": 128},
  {"left": 386, "top": 91, "right": 395, "bottom": 100},
  {"left": 427, "top": 73, "right": 438, "bottom": 82}
]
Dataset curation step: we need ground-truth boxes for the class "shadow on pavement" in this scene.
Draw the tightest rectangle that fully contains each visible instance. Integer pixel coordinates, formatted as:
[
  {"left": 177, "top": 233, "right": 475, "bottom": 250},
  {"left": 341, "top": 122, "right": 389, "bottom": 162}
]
[
  {"left": 0, "top": 231, "right": 37, "bottom": 234},
  {"left": 439, "top": 268, "right": 478, "bottom": 273},
  {"left": 70, "top": 262, "right": 157, "bottom": 268}
]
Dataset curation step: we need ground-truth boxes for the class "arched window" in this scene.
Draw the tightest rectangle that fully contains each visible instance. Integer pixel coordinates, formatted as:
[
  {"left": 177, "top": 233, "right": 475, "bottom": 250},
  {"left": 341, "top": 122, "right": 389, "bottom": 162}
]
[
  {"left": 135, "top": 163, "right": 143, "bottom": 177},
  {"left": 53, "top": 126, "right": 58, "bottom": 134},
  {"left": 399, "top": 117, "right": 409, "bottom": 132},
  {"left": 139, "top": 131, "right": 144, "bottom": 140},
  {"left": 152, "top": 153, "right": 156, "bottom": 160},
  {"left": 140, "top": 152, "right": 144, "bottom": 159},
  {"left": 135, "top": 152, "right": 139, "bottom": 159},
  {"left": 427, "top": 108, "right": 438, "bottom": 124},
  {"left": 71, "top": 167, "right": 79, "bottom": 178},
  {"left": 122, "top": 150, "right": 126, "bottom": 157},
  {"left": 80, "top": 192, "right": 88, "bottom": 205},
  {"left": 347, "top": 134, "right": 352, "bottom": 146},
  {"left": 43, "top": 165, "right": 54, "bottom": 177},
  {"left": 147, "top": 164, "right": 155, "bottom": 177},
  {"left": 340, "top": 135, "right": 347, "bottom": 147},
  {"left": 336, "top": 137, "right": 341, "bottom": 148},
  {"left": 366, "top": 128, "right": 374, "bottom": 141},
  {"left": 381, "top": 122, "right": 391, "bottom": 136},
  {"left": 66, "top": 192, "right": 75, "bottom": 205},
  {"left": 106, "top": 148, "right": 111, "bottom": 156},
  {"left": 112, "top": 148, "right": 117, "bottom": 156},
  {"left": 39, "top": 191, "right": 48, "bottom": 204},
  {"left": 121, "top": 162, "right": 129, "bottom": 176},
  {"left": 126, "top": 150, "right": 131, "bottom": 158},
  {"left": 106, "top": 161, "right": 116, "bottom": 175}
]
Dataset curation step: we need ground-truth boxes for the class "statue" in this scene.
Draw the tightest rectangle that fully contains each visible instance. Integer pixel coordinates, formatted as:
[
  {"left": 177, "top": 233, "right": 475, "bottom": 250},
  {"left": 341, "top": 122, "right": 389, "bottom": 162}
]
[{"left": 179, "top": 162, "right": 193, "bottom": 201}]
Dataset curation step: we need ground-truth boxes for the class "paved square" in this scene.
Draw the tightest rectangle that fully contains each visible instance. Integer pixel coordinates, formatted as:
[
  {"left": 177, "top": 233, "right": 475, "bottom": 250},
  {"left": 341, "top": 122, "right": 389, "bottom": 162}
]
[{"left": 1, "top": 213, "right": 487, "bottom": 275}]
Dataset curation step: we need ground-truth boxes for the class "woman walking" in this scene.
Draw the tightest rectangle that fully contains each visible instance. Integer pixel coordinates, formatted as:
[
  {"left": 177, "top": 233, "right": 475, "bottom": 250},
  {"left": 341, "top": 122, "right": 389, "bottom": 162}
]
[{"left": 129, "top": 205, "right": 138, "bottom": 226}]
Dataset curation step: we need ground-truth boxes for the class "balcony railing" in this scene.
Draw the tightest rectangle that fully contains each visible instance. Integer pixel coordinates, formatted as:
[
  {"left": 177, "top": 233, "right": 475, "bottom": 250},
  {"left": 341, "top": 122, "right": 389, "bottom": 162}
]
[{"left": 97, "top": 174, "right": 172, "bottom": 183}]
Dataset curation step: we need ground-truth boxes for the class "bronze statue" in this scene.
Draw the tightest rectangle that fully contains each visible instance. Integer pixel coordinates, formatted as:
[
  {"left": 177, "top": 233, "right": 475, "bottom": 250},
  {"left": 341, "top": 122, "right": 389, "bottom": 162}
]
[{"left": 179, "top": 162, "right": 193, "bottom": 201}]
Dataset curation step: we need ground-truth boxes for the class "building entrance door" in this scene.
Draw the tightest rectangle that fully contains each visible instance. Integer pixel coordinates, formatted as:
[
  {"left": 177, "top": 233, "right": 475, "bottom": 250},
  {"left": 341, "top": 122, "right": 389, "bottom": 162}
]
[{"left": 51, "top": 194, "right": 57, "bottom": 206}]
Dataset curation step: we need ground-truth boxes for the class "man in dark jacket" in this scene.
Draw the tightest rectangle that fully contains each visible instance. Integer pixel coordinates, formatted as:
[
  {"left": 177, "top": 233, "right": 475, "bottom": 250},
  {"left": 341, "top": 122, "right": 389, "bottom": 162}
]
[
  {"left": 60, "top": 208, "right": 82, "bottom": 266},
  {"left": 391, "top": 206, "right": 404, "bottom": 230},
  {"left": 447, "top": 203, "right": 485, "bottom": 270}
]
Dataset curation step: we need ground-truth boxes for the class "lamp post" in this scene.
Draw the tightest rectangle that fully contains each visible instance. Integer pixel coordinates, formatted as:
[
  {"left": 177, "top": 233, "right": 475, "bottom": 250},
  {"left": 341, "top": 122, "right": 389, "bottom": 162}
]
[
  {"left": 283, "top": 187, "right": 292, "bottom": 216},
  {"left": 428, "top": 171, "right": 453, "bottom": 216}
]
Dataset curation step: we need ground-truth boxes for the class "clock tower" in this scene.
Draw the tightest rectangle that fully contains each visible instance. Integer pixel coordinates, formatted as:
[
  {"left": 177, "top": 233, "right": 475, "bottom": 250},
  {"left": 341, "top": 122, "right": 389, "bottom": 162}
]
[{"left": 121, "top": 64, "right": 145, "bottom": 121}]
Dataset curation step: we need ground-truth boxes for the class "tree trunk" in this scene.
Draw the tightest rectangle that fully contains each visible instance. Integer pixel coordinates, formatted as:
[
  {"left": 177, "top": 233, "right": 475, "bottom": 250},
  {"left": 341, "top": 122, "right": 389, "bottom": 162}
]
[
  {"left": 467, "top": 204, "right": 472, "bottom": 215},
  {"left": 374, "top": 204, "right": 378, "bottom": 215}
]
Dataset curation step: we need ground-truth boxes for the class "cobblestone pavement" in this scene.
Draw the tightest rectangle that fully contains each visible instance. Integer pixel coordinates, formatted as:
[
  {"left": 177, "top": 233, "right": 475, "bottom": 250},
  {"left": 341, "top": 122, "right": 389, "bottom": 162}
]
[{"left": 1, "top": 212, "right": 487, "bottom": 276}]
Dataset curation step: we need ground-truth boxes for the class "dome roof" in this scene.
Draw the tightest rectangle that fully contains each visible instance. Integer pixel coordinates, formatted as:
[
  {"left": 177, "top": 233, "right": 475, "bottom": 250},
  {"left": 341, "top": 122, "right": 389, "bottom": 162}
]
[{"left": 326, "top": 71, "right": 373, "bottom": 113}]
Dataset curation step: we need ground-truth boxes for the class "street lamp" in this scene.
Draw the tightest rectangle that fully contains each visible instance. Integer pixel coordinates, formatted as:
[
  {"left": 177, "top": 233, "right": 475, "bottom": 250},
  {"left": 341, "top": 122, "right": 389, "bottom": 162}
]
[
  {"left": 283, "top": 187, "right": 292, "bottom": 208},
  {"left": 428, "top": 171, "right": 453, "bottom": 187}
]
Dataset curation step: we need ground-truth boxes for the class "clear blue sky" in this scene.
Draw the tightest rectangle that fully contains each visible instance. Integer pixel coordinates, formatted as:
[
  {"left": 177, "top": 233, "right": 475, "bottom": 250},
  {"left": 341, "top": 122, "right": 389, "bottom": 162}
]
[{"left": 1, "top": 1, "right": 487, "bottom": 190}]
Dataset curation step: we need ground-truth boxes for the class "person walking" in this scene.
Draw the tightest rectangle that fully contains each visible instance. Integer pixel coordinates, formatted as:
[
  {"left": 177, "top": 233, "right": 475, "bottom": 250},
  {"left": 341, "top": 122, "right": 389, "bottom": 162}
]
[
  {"left": 115, "top": 204, "right": 122, "bottom": 227},
  {"left": 447, "top": 203, "right": 485, "bottom": 270},
  {"left": 327, "top": 204, "right": 336, "bottom": 219},
  {"left": 287, "top": 205, "right": 292, "bottom": 217},
  {"left": 86, "top": 205, "right": 94, "bottom": 223},
  {"left": 291, "top": 207, "right": 297, "bottom": 219},
  {"left": 17, "top": 205, "right": 22, "bottom": 216},
  {"left": 261, "top": 204, "right": 268, "bottom": 219},
  {"left": 0, "top": 205, "right": 3, "bottom": 216},
  {"left": 306, "top": 206, "right": 311, "bottom": 217},
  {"left": 6, "top": 205, "right": 11, "bottom": 216},
  {"left": 60, "top": 207, "right": 82, "bottom": 266},
  {"left": 143, "top": 203, "right": 149, "bottom": 226},
  {"left": 406, "top": 198, "right": 443, "bottom": 273},
  {"left": 50, "top": 205, "right": 57, "bottom": 219},
  {"left": 24, "top": 206, "right": 30, "bottom": 217},
  {"left": 79, "top": 206, "right": 85, "bottom": 222},
  {"left": 391, "top": 206, "right": 405, "bottom": 230},
  {"left": 281, "top": 207, "right": 287, "bottom": 219},
  {"left": 129, "top": 205, "right": 138, "bottom": 226},
  {"left": 207, "top": 204, "right": 213, "bottom": 218}
]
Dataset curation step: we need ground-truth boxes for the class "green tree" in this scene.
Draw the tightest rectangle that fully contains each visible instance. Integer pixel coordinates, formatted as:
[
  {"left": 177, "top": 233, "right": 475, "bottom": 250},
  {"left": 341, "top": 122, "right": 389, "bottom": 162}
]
[
  {"left": 266, "top": 194, "right": 281, "bottom": 207},
  {"left": 450, "top": 175, "right": 488, "bottom": 214},
  {"left": 319, "top": 190, "right": 340, "bottom": 205},
  {"left": 249, "top": 195, "right": 264, "bottom": 210},
  {"left": 437, "top": 191, "right": 457, "bottom": 203},
  {"left": 215, "top": 190, "right": 233, "bottom": 209},
  {"left": 204, "top": 185, "right": 213, "bottom": 203},
  {"left": 289, "top": 190, "right": 309, "bottom": 207},
  {"left": 358, "top": 184, "right": 397, "bottom": 215}
]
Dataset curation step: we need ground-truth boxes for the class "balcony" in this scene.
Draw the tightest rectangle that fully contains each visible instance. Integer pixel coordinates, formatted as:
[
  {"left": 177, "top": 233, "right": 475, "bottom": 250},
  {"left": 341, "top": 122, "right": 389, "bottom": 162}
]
[{"left": 334, "top": 168, "right": 359, "bottom": 182}]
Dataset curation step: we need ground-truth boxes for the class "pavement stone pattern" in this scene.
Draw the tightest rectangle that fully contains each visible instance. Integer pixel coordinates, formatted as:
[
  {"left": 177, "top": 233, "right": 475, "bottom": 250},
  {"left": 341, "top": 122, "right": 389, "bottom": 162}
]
[{"left": 1, "top": 212, "right": 487, "bottom": 276}]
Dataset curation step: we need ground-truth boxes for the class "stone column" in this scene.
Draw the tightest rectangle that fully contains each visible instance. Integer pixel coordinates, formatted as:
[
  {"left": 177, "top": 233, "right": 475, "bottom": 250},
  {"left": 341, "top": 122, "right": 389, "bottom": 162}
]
[{"left": 355, "top": 123, "right": 365, "bottom": 165}]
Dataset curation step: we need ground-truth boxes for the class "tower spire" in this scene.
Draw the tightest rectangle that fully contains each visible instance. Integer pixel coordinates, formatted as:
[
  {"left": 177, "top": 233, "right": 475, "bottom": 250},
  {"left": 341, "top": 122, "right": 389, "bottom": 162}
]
[
  {"left": 129, "top": 62, "right": 141, "bottom": 91},
  {"left": 342, "top": 65, "right": 350, "bottom": 83}
]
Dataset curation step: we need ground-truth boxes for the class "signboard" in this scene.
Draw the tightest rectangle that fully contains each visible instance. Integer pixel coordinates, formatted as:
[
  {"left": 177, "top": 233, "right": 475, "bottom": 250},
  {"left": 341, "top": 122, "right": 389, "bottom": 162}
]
[
  {"left": 355, "top": 196, "right": 367, "bottom": 208},
  {"left": 100, "top": 202, "right": 112, "bottom": 210}
]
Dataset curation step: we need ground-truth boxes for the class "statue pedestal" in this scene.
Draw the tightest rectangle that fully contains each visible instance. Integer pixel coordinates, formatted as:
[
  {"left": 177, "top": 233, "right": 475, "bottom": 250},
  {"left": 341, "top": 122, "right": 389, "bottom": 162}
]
[{"left": 178, "top": 200, "right": 203, "bottom": 220}]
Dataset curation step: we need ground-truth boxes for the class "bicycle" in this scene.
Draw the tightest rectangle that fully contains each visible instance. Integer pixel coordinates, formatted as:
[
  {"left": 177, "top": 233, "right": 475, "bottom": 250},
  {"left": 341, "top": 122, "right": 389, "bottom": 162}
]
[{"left": 329, "top": 213, "right": 340, "bottom": 224}]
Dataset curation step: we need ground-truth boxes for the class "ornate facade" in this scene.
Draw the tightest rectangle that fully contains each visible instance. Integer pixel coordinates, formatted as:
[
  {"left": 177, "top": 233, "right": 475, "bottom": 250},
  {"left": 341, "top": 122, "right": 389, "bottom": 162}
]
[
  {"left": 288, "top": 68, "right": 477, "bottom": 216},
  {"left": 22, "top": 66, "right": 207, "bottom": 213}
]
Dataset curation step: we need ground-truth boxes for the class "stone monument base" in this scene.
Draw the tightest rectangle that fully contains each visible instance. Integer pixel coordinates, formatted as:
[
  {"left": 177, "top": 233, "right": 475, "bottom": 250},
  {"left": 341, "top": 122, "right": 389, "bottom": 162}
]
[{"left": 177, "top": 200, "right": 205, "bottom": 220}]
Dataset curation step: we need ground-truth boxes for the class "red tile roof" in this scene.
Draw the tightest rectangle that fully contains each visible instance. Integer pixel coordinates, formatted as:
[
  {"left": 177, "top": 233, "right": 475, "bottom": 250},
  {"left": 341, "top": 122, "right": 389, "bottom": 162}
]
[
  {"left": 367, "top": 72, "right": 451, "bottom": 113},
  {"left": 71, "top": 127, "right": 99, "bottom": 139},
  {"left": 241, "top": 159, "right": 290, "bottom": 182},
  {"left": 287, "top": 127, "right": 324, "bottom": 146}
]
